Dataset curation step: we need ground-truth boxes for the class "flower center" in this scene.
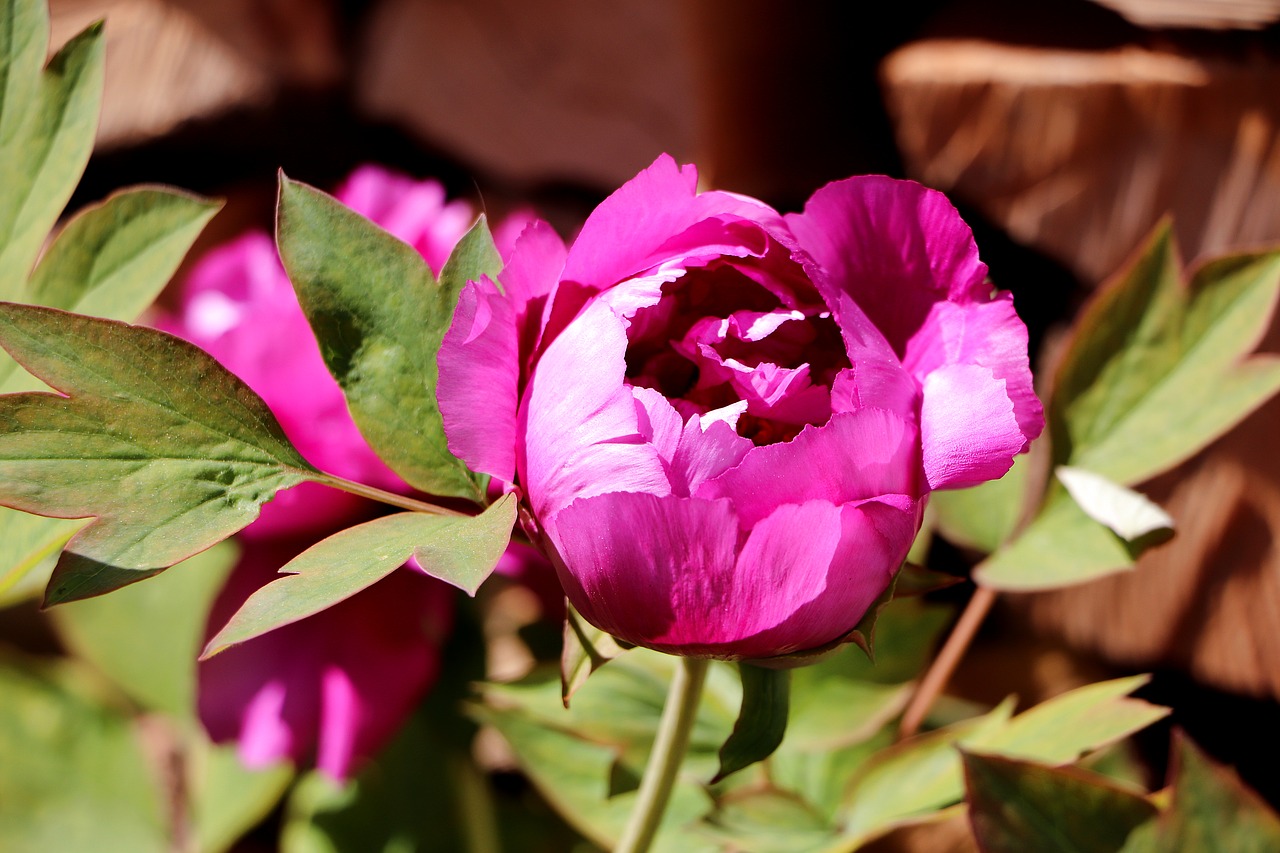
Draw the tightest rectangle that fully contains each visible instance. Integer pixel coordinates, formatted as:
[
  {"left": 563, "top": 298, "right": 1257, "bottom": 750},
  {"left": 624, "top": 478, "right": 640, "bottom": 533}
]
[{"left": 624, "top": 263, "right": 848, "bottom": 445}]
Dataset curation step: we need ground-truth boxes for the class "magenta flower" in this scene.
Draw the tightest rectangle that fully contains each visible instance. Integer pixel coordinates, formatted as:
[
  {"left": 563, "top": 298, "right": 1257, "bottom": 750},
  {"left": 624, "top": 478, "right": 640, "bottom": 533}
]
[
  {"left": 162, "top": 165, "right": 483, "bottom": 778},
  {"left": 438, "top": 155, "right": 1043, "bottom": 660}
]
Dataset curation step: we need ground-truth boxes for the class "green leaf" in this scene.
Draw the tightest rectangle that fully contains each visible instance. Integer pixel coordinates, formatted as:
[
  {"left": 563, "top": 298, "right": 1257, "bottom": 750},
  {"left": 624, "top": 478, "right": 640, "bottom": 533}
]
[
  {"left": 967, "top": 675, "right": 1169, "bottom": 764},
  {"left": 191, "top": 737, "right": 294, "bottom": 853},
  {"left": 0, "top": 506, "right": 81, "bottom": 605},
  {"left": 974, "top": 487, "right": 1140, "bottom": 591},
  {"left": 1055, "top": 466, "right": 1173, "bottom": 544},
  {"left": 0, "top": 303, "right": 316, "bottom": 604},
  {"left": 963, "top": 752, "right": 1157, "bottom": 853},
  {"left": 276, "top": 176, "right": 495, "bottom": 503},
  {"left": 0, "top": 6, "right": 104, "bottom": 300},
  {"left": 561, "top": 601, "right": 627, "bottom": 707},
  {"left": 204, "top": 495, "right": 515, "bottom": 656},
  {"left": 51, "top": 542, "right": 237, "bottom": 717},
  {"left": 701, "top": 789, "right": 838, "bottom": 853},
  {"left": 932, "top": 451, "right": 1030, "bottom": 554},
  {"left": 714, "top": 663, "right": 791, "bottom": 782},
  {"left": 1052, "top": 226, "right": 1280, "bottom": 486},
  {"left": 476, "top": 650, "right": 740, "bottom": 851},
  {"left": 1122, "top": 735, "right": 1280, "bottom": 853},
  {"left": 0, "top": 654, "right": 168, "bottom": 853},
  {"left": 833, "top": 677, "right": 1166, "bottom": 850}
]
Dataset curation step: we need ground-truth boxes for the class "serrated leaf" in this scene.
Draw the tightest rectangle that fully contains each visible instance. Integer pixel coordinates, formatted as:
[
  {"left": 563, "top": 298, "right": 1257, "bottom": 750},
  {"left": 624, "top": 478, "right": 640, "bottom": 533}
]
[
  {"left": 0, "top": 5, "right": 104, "bottom": 300},
  {"left": 52, "top": 542, "right": 237, "bottom": 717},
  {"left": 0, "top": 303, "right": 317, "bottom": 604},
  {"left": 714, "top": 663, "right": 791, "bottom": 782},
  {"left": 561, "top": 601, "right": 627, "bottom": 707},
  {"left": 833, "top": 677, "right": 1166, "bottom": 850},
  {"left": 962, "top": 752, "right": 1157, "bottom": 853},
  {"left": 967, "top": 675, "right": 1169, "bottom": 764},
  {"left": 1053, "top": 225, "right": 1280, "bottom": 484},
  {"left": 276, "top": 176, "right": 495, "bottom": 503},
  {"left": 1122, "top": 735, "right": 1280, "bottom": 853},
  {"left": 1056, "top": 466, "right": 1173, "bottom": 543},
  {"left": 204, "top": 496, "right": 514, "bottom": 656},
  {"left": 974, "top": 490, "right": 1141, "bottom": 591}
]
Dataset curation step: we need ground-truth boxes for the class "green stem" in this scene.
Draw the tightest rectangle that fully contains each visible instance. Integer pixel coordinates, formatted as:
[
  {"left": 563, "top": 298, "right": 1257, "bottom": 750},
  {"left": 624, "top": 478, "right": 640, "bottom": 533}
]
[
  {"left": 616, "top": 656, "right": 710, "bottom": 853},
  {"left": 313, "top": 473, "right": 466, "bottom": 517}
]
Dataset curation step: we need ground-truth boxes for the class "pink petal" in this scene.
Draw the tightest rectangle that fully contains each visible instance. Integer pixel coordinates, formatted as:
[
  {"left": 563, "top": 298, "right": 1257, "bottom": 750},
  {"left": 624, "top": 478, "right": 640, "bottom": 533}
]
[
  {"left": 727, "top": 497, "right": 921, "bottom": 656},
  {"left": 438, "top": 277, "right": 520, "bottom": 482},
  {"left": 550, "top": 494, "right": 845, "bottom": 657},
  {"left": 633, "top": 387, "right": 752, "bottom": 497},
  {"left": 699, "top": 408, "right": 923, "bottom": 527},
  {"left": 519, "top": 300, "right": 670, "bottom": 526},
  {"left": 903, "top": 295, "right": 1043, "bottom": 451},
  {"left": 920, "top": 363, "right": 1025, "bottom": 490},
  {"left": 498, "top": 220, "right": 569, "bottom": 373},
  {"left": 550, "top": 492, "right": 910, "bottom": 658},
  {"left": 561, "top": 154, "right": 786, "bottom": 290},
  {"left": 787, "top": 176, "right": 989, "bottom": 355}
]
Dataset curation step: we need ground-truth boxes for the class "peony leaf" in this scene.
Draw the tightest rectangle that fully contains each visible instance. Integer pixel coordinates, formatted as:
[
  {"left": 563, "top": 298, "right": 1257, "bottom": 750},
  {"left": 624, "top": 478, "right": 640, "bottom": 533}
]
[
  {"left": 51, "top": 542, "right": 237, "bottom": 717},
  {"left": 276, "top": 175, "right": 495, "bottom": 503},
  {"left": 833, "top": 677, "right": 1166, "bottom": 850},
  {"left": 204, "top": 495, "right": 515, "bottom": 657},
  {"left": 973, "top": 487, "right": 1136, "bottom": 590},
  {"left": 0, "top": 303, "right": 318, "bottom": 605},
  {"left": 962, "top": 752, "right": 1157, "bottom": 853},
  {"left": 1121, "top": 734, "right": 1280, "bottom": 853},
  {"left": 0, "top": 2, "right": 103, "bottom": 301},
  {"left": 475, "top": 650, "right": 732, "bottom": 852},
  {"left": 979, "top": 226, "right": 1280, "bottom": 591},
  {"left": 561, "top": 602, "right": 628, "bottom": 707},
  {"left": 1055, "top": 466, "right": 1173, "bottom": 544},
  {"left": 1053, "top": 224, "right": 1280, "bottom": 485},
  {"left": 713, "top": 663, "right": 791, "bottom": 783}
]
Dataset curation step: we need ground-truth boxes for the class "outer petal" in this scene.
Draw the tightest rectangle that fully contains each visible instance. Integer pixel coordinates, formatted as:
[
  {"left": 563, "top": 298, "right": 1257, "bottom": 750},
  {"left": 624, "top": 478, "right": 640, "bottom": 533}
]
[
  {"left": 920, "top": 363, "right": 1026, "bottom": 490},
  {"left": 561, "top": 154, "right": 785, "bottom": 289},
  {"left": 520, "top": 300, "right": 669, "bottom": 526},
  {"left": 551, "top": 492, "right": 854, "bottom": 658},
  {"left": 786, "top": 176, "right": 988, "bottom": 355},
  {"left": 198, "top": 543, "right": 452, "bottom": 780},
  {"left": 699, "top": 408, "right": 923, "bottom": 528},
  {"left": 903, "top": 295, "right": 1043, "bottom": 451},
  {"left": 438, "top": 277, "right": 520, "bottom": 482},
  {"left": 741, "top": 496, "right": 922, "bottom": 658}
]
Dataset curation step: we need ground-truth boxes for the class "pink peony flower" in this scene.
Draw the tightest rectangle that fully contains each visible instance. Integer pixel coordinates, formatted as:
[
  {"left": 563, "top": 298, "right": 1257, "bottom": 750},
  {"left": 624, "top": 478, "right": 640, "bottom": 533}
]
[
  {"left": 438, "top": 155, "right": 1043, "bottom": 661},
  {"left": 163, "top": 165, "right": 520, "bottom": 778}
]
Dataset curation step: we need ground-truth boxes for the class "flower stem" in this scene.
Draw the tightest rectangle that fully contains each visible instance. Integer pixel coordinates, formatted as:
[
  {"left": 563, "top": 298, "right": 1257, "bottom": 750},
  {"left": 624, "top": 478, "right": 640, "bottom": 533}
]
[
  {"left": 616, "top": 656, "right": 710, "bottom": 853},
  {"left": 313, "top": 473, "right": 466, "bottom": 517},
  {"left": 898, "top": 585, "right": 997, "bottom": 739}
]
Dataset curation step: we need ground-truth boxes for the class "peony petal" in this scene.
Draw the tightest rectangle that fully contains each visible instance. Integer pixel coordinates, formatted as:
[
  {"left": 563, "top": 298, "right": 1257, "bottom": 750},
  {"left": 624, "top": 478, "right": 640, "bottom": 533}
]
[
  {"left": 920, "top": 362, "right": 1026, "bottom": 490},
  {"left": 699, "top": 408, "right": 923, "bottom": 527},
  {"left": 903, "top": 295, "right": 1043, "bottom": 449},
  {"left": 551, "top": 493, "right": 852, "bottom": 658},
  {"left": 520, "top": 300, "right": 670, "bottom": 525},
  {"left": 728, "top": 497, "right": 921, "bottom": 657},
  {"left": 787, "top": 176, "right": 988, "bottom": 355},
  {"left": 561, "top": 154, "right": 787, "bottom": 290},
  {"left": 438, "top": 277, "right": 520, "bottom": 482}
]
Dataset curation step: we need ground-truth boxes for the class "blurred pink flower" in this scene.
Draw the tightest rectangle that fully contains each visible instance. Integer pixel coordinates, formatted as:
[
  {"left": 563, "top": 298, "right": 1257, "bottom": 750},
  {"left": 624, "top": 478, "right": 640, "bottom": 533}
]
[
  {"left": 438, "top": 155, "right": 1043, "bottom": 660},
  {"left": 163, "top": 165, "right": 539, "bottom": 778}
]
